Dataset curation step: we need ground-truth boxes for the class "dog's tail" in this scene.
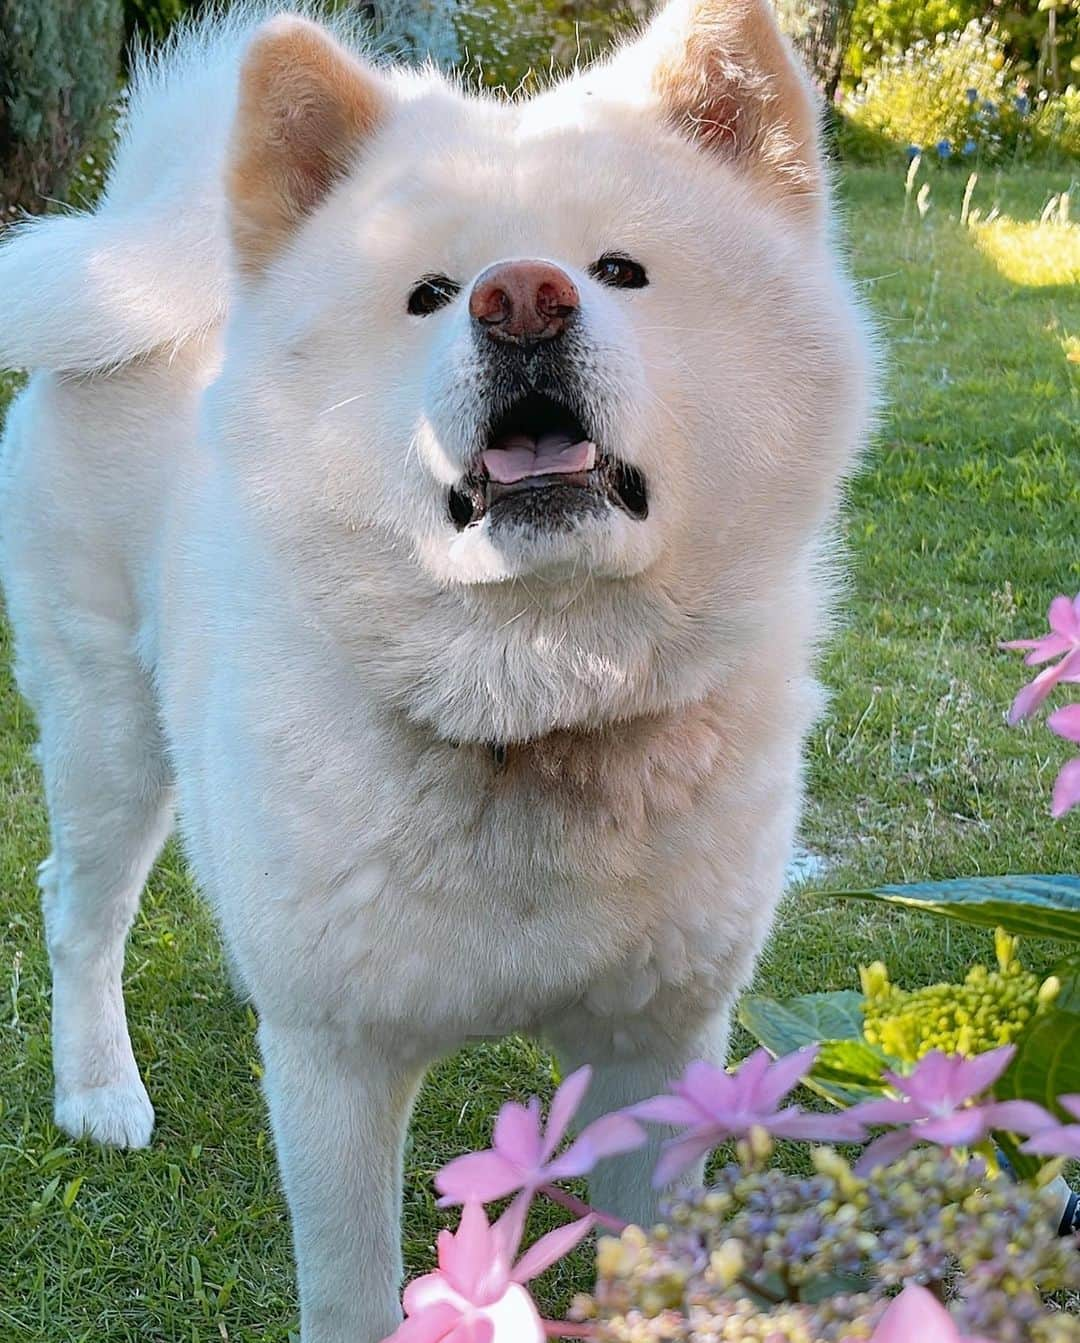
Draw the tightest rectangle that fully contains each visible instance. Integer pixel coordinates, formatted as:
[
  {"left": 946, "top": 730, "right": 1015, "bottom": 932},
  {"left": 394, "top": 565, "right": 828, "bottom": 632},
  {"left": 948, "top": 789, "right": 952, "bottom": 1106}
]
[{"left": 0, "top": 4, "right": 372, "bottom": 375}]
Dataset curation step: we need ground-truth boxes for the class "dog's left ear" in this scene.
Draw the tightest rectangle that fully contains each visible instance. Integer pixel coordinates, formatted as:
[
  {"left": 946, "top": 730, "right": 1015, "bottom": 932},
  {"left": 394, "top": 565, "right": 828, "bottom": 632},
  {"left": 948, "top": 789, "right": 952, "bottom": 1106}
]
[
  {"left": 228, "top": 16, "right": 388, "bottom": 276},
  {"left": 600, "top": 0, "right": 824, "bottom": 223}
]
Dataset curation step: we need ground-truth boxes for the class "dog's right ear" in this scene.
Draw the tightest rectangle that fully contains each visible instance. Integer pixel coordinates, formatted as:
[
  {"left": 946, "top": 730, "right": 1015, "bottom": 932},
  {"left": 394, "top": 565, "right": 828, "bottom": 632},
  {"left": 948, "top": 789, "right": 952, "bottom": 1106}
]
[{"left": 228, "top": 16, "right": 387, "bottom": 277}]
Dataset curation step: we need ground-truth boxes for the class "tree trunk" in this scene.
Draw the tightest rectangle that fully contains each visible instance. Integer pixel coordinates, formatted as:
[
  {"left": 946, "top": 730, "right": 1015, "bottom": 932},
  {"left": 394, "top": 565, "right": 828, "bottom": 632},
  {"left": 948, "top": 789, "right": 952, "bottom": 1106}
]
[{"left": 0, "top": 0, "right": 124, "bottom": 222}]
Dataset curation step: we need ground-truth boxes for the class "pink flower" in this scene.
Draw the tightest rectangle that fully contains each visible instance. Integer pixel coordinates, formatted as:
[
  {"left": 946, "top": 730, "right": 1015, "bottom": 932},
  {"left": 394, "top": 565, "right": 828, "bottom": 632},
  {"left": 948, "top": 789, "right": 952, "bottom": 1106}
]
[
  {"left": 628, "top": 1048, "right": 867, "bottom": 1188},
  {"left": 1002, "top": 593, "right": 1080, "bottom": 723},
  {"left": 870, "top": 1284, "right": 994, "bottom": 1343},
  {"left": 850, "top": 1047, "right": 1054, "bottom": 1173},
  {"left": 1048, "top": 704, "right": 1080, "bottom": 817},
  {"left": 1022, "top": 1094, "right": 1080, "bottom": 1158},
  {"left": 385, "top": 1198, "right": 593, "bottom": 1343},
  {"left": 435, "top": 1067, "right": 645, "bottom": 1207}
]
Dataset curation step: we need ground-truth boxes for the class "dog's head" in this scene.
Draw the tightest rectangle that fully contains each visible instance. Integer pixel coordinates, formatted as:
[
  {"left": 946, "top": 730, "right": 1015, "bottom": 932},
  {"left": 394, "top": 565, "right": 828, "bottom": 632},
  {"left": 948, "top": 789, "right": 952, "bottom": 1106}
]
[{"left": 213, "top": 2, "right": 873, "bottom": 742}]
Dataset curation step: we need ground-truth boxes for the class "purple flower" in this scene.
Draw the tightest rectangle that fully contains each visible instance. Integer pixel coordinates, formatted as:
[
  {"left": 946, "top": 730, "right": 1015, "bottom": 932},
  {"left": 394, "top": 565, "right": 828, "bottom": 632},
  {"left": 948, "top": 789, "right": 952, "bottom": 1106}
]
[
  {"left": 1002, "top": 593, "right": 1080, "bottom": 723},
  {"left": 435, "top": 1067, "right": 645, "bottom": 1207},
  {"left": 628, "top": 1048, "right": 867, "bottom": 1188},
  {"left": 1023, "top": 1095, "right": 1080, "bottom": 1158},
  {"left": 1048, "top": 704, "right": 1080, "bottom": 817},
  {"left": 850, "top": 1048, "right": 1054, "bottom": 1173}
]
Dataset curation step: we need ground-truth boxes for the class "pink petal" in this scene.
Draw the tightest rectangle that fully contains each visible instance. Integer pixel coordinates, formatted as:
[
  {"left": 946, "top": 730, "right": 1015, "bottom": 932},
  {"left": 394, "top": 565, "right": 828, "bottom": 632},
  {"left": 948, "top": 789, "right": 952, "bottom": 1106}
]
[
  {"left": 1052, "top": 757, "right": 1080, "bottom": 818},
  {"left": 918, "top": 1109, "right": 990, "bottom": 1147},
  {"left": 870, "top": 1284, "right": 961, "bottom": 1343},
  {"left": 1049, "top": 704, "right": 1080, "bottom": 745},
  {"left": 770, "top": 1108, "right": 868, "bottom": 1143},
  {"left": 1000, "top": 634, "right": 1069, "bottom": 664},
  {"left": 1022, "top": 1124, "right": 1080, "bottom": 1158},
  {"left": 679, "top": 1061, "right": 736, "bottom": 1116},
  {"left": 1009, "top": 660, "right": 1071, "bottom": 724},
  {"left": 754, "top": 1048, "right": 820, "bottom": 1110},
  {"left": 1059, "top": 1095, "right": 1080, "bottom": 1121},
  {"left": 543, "top": 1068, "right": 593, "bottom": 1159},
  {"left": 854, "top": 1128, "right": 919, "bottom": 1175},
  {"left": 981, "top": 1100, "right": 1056, "bottom": 1136},
  {"left": 513, "top": 1217, "right": 595, "bottom": 1283},
  {"left": 494, "top": 1101, "right": 544, "bottom": 1169},
  {"left": 443, "top": 1319, "right": 494, "bottom": 1343},
  {"left": 626, "top": 1094, "right": 705, "bottom": 1127},
  {"left": 389, "top": 1301, "right": 462, "bottom": 1343},
  {"left": 436, "top": 1152, "right": 527, "bottom": 1206},
  {"left": 1048, "top": 594, "right": 1080, "bottom": 640},
  {"left": 897, "top": 1051, "right": 959, "bottom": 1105},
  {"left": 492, "top": 1194, "right": 531, "bottom": 1266},
  {"left": 404, "top": 1274, "right": 458, "bottom": 1319},
  {"left": 548, "top": 1114, "right": 646, "bottom": 1179},
  {"left": 850, "top": 1098, "right": 919, "bottom": 1127},
  {"left": 440, "top": 1204, "right": 504, "bottom": 1300},
  {"left": 652, "top": 1131, "right": 717, "bottom": 1188}
]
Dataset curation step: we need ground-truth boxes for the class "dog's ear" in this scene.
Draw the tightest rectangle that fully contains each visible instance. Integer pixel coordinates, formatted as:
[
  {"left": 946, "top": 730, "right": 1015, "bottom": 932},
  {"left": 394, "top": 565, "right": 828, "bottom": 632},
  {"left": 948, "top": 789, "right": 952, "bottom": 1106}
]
[
  {"left": 603, "top": 0, "right": 824, "bottom": 222},
  {"left": 228, "top": 16, "right": 387, "bottom": 276}
]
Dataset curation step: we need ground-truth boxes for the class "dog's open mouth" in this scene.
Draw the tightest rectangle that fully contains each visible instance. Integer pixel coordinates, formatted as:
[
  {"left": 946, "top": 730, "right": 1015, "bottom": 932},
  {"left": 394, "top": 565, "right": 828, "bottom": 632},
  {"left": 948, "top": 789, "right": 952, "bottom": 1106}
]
[{"left": 448, "top": 392, "right": 648, "bottom": 530}]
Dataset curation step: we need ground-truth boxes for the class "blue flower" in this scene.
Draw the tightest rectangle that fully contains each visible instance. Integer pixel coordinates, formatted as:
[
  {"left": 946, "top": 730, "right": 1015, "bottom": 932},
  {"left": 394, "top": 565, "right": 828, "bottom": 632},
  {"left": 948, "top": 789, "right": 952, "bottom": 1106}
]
[
  {"left": 936, "top": 138, "right": 952, "bottom": 158},
  {"left": 1015, "top": 93, "right": 1030, "bottom": 115},
  {"left": 981, "top": 100, "right": 998, "bottom": 117},
  {"left": 963, "top": 138, "right": 977, "bottom": 155},
  {"left": 906, "top": 143, "right": 922, "bottom": 161},
  {"left": 966, "top": 87, "right": 979, "bottom": 104}
]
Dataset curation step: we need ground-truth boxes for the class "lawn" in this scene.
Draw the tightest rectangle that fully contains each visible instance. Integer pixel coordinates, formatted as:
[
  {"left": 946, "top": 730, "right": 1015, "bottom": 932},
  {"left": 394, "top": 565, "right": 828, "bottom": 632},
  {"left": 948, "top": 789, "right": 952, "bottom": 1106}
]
[{"left": 0, "top": 163, "right": 1078, "bottom": 1341}]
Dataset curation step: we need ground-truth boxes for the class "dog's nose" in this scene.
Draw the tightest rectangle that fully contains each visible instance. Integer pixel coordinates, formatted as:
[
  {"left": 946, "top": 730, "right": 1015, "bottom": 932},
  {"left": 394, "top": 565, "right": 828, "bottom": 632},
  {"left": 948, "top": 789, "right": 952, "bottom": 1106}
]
[{"left": 469, "top": 260, "right": 579, "bottom": 344}]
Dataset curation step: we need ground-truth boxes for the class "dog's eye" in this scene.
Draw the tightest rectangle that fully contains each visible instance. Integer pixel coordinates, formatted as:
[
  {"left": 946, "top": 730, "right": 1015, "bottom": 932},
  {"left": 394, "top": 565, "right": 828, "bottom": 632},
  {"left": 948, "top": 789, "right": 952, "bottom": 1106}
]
[
  {"left": 589, "top": 254, "right": 648, "bottom": 290},
  {"left": 407, "top": 275, "right": 461, "bottom": 316}
]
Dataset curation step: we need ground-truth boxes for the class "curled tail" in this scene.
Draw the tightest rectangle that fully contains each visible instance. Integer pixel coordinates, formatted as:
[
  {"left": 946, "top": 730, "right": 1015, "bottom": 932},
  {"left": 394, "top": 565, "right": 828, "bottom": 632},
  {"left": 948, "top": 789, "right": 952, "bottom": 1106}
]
[{"left": 0, "top": 2, "right": 373, "bottom": 376}]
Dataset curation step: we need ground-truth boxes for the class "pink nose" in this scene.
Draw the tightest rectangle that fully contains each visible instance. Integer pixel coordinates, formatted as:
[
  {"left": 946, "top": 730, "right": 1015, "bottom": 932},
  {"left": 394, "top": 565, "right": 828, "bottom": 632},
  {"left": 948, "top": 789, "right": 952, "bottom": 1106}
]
[{"left": 469, "top": 260, "right": 580, "bottom": 344}]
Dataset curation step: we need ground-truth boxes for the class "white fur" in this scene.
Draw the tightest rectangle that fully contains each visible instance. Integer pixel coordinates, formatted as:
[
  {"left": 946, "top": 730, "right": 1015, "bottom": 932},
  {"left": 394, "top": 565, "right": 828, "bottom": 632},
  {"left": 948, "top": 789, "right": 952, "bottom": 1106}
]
[{"left": 0, "top": 5, "right": 875, "bottom": 1340}]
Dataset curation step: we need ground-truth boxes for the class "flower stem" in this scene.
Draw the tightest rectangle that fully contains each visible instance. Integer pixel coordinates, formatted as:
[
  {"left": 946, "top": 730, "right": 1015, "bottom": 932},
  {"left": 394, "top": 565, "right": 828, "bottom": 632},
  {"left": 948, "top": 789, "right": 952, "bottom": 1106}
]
[
  {"left": 539, "top": 1183, "right": 627, "bottom": 1234},
  {"left": 737, "top": 1274, "right": 787, "bottom": 1307}
]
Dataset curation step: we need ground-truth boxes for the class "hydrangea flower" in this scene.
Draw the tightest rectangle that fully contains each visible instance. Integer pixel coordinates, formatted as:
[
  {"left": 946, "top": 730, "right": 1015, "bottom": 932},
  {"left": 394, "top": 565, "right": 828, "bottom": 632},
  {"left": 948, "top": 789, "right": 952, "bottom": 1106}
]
[
  {"left": 1023, "top": 1094, "right": 1080, "bottom": 1158},
  {"left": 1048, "top": 703, "right": 1080, "bottom": 817},
  {"left": 435, "top": 1067, "right": 645, "bottom": 1207},
  {"left": 628, "top": 1048, "right": 867, "bottom": 1187},
  {"left": 385, "top": 1198, "right": 593, "bottom": 1343},
  {"left": 936, "top": 139, "right": 952, "bottom": 158},
  {"left": 965, "top": 87, "right": 979, "bottom": 104},
  {"left": 871, "top": 1284, "right": 994, "bottom": 1343},
  {"left": 1015, "top": 93, "right": 1030, "bottom": 115},
  {"left": 906, "top": 143, "right": 922, "bottom": 161},
  {"left": 850, "top": 1047, "right": 1053, "bottom": 1173},
  {"left": 1002, "top": 593, "right": 1080, "bottom": 723},
  {"left": 963, "top": 138, "right": 977, "bottom": 156}
]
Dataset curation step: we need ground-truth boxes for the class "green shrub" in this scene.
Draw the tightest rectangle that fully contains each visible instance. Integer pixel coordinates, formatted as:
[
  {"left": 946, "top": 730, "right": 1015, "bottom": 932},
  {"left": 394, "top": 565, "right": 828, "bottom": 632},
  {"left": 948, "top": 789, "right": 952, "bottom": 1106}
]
[
  {"left": 840, "top": 20, "right": 1080, "bottom": 163},
  {"left": 0, "top": 0, "right": 124, "bottom": 218}
]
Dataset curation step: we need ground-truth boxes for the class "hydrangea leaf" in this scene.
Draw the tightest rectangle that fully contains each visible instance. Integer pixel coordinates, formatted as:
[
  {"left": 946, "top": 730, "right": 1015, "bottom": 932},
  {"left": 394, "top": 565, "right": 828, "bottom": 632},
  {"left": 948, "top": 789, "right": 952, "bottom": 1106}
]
[
  {"left": 994, "top": 1007, "right": 1080, "bottom": 1121},
  {"left": 738, "top": 993, "right": 890, "bottom": 1106},
  {"left": 826, "top": 876, "right": 1080, "bottom": 942}
]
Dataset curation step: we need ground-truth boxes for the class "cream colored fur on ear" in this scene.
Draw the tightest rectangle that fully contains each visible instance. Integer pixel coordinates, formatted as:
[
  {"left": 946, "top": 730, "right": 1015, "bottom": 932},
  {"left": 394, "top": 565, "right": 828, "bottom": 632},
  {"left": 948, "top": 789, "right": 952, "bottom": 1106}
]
[
  {"left": 229, "top": 15, "right": 386, "bottom": 274},
  {"left": 605, "top": 0, "right": 824, "bottom": 220}
]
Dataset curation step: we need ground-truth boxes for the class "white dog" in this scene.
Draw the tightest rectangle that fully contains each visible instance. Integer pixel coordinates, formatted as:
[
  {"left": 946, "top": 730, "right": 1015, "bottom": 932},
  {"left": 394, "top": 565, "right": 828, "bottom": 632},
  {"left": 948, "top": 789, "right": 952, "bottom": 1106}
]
[{"left": 0, "top": 2, "right": 873, "bottom": 1338}]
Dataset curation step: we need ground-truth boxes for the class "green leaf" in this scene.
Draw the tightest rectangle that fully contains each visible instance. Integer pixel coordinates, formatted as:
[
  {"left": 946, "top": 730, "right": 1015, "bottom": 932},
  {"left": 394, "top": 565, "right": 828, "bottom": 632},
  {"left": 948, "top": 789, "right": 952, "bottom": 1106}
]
[
  {"left": 738, "top": 992, "right": 890, "bottom": 1107},
  {"left": 995, "top": 1008, "right": 1080, "bottom": 1119},
  {"left": 826, "top": 875, "right": 1080, "bottom": 942}
]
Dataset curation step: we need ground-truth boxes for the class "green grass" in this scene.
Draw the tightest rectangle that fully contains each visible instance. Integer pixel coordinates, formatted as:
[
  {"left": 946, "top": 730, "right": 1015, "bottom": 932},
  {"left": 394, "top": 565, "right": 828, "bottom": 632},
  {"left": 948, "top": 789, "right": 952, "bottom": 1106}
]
[{"left": 1, "top": 164, "right": 1078, "bottom": 1340}]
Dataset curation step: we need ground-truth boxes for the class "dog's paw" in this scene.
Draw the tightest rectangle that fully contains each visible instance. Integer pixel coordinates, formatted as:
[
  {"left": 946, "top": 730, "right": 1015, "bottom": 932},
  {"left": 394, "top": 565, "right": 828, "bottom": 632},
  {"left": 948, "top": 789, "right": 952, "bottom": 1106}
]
[{"left": 55, "top": 1081, "right": 155, "bottom": 1149}]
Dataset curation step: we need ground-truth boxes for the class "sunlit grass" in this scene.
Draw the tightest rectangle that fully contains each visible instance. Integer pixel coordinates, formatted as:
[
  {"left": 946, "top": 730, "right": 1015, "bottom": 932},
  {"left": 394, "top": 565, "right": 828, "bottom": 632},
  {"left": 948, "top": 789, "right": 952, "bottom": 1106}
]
[
  {"left": 1, "top": 165, "right": 1078, "bottom": 1340},
  {"left": 970, "top": 217, "right": 1080, "bottom": 287}
]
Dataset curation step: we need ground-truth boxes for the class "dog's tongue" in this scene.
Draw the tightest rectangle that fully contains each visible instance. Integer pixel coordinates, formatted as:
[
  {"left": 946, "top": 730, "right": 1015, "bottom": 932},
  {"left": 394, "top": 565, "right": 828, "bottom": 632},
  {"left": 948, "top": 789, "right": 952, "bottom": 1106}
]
[{"left": 482, "top": 432, "right": 596, "bottom": 485}]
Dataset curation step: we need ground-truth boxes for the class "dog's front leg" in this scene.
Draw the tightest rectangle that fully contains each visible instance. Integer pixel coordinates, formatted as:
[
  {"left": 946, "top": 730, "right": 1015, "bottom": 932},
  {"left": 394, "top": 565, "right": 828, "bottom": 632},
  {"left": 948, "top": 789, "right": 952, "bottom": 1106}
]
[{"left": 258, "top": 1021, "right": 425, "bottom": 1343}]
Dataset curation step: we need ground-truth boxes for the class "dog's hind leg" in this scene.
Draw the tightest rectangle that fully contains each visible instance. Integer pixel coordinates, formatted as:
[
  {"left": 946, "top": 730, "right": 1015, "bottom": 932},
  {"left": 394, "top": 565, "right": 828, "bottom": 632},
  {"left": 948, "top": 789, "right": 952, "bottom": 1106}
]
[{"left": 35, "top": 661, "right": 174, "bottom": 1150}]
